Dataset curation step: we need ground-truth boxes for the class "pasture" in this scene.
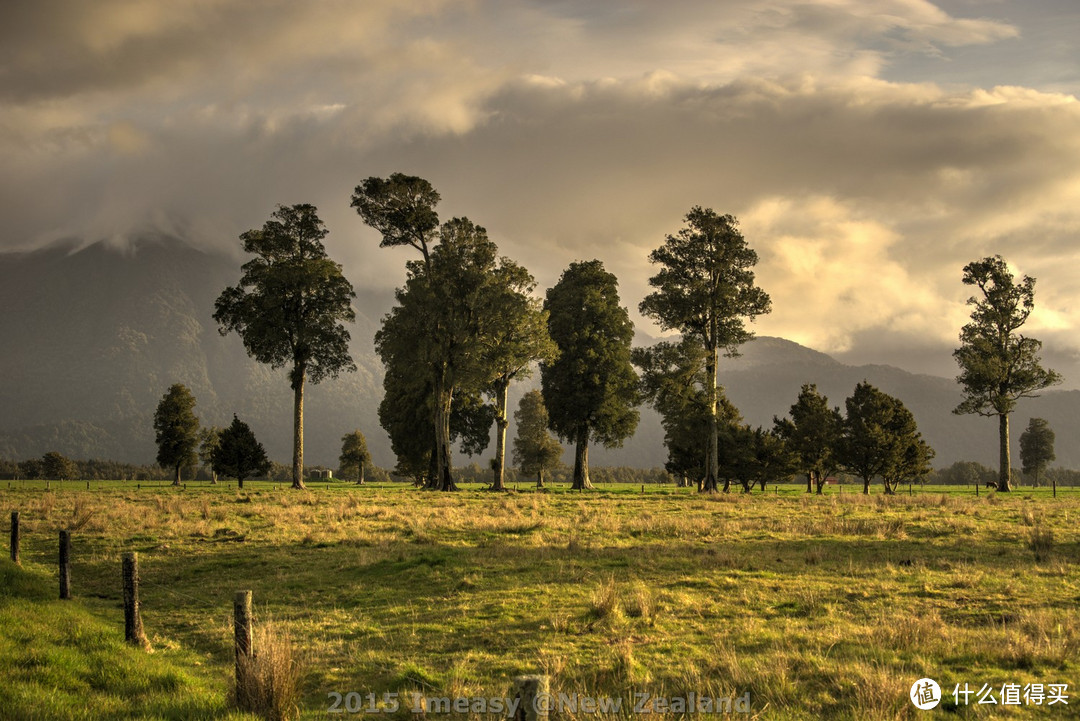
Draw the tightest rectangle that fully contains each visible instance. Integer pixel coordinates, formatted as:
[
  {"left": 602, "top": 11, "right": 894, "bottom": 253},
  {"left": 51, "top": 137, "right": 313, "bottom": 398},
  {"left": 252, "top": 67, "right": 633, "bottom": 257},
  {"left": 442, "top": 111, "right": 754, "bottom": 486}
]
[{"left": 1, "top": 481, "right": 1078, "bottom": 720}]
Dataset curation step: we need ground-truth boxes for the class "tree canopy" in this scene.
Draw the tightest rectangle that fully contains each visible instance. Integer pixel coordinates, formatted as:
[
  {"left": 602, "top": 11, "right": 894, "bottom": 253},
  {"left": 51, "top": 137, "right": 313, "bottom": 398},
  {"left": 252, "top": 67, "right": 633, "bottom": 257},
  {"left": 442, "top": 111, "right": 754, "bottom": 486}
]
[
  {"left": 351, "top": 173, "right": 441, "bottom": 268},
  {"left": 214, "top": 203, "right": 356, "bottom": 489},
  {"left": 639, "top": 207, "right": 771, "bottom": 492},
  {"left": 40, "top": 451, "right": 77, "bottom": 481},
  {"left": 542, "top": 260, "right": 639, "bottom": 490},
  {"left": 153, "top": 383, "right": 200, "bottom": 486},
  {"left": 374, "top": 217, "right": 527, "bottom": 490},
  {"left": 953, "top": 255, "right": 1060, "bottom": 491}
]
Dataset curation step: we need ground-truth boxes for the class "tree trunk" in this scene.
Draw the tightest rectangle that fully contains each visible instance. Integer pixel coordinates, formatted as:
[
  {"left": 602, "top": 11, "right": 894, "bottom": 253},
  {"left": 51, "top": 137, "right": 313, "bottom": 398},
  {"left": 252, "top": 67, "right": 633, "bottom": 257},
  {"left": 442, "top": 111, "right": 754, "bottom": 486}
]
[
  {"left": 210, "top": 471, "right": 218, "bottom": 484},
  {"left": 356, "top": 464, "right": 365, "bottom": 485},
  {"left": 432, "top": 379, "right": 457, "bottom": 491},
  {"left": 998, "top": 413, "right": 1011, "bottom": 492},
  {"left": 536, "top": 469, "right": 545, "bottom": 489},
  {"left": 425, "top": 436, "right": 439, "bottom": 489},
  {"left": 572, "top": 430, "right": 593, "bottom": 490},
  {"left": 862, "top": 477, "right": 871, "bottom": 494},
  {"left": 805, "top": 472, "right": 812, "bottom": 493},
  {"left": 291, "top": 364, "right": 307, "bottom": 490},
  {"left": 173, "top": 464, "right": 181, "bottom": 486},
  {"left": 815, "top": 471, "right": 824, "bottom": 495},
  {"left": 491, "top": 380, "right": 509, "bottom": 491},
  {"left": 703, "top": 343, "right": 719, "bottom": 493}
]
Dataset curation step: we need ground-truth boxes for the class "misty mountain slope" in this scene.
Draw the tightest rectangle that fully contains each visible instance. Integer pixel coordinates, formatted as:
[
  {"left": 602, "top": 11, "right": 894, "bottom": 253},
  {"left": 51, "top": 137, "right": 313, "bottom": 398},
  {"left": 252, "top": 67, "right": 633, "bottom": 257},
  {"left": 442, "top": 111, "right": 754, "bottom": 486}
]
[
  {"left": 0, "top": 238, "right": 1076, "bottom": 471},
  {"left": 0, "top": 238, "right": 386, "bottom": 465}
]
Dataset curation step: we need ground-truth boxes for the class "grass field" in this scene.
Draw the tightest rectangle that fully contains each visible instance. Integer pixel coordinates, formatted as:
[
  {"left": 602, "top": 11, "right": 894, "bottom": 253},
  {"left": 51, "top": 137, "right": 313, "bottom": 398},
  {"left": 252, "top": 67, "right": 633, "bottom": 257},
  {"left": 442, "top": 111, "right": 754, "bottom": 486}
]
[{"left": 1, "top": 480, "right": 1077, "bottom": 720}]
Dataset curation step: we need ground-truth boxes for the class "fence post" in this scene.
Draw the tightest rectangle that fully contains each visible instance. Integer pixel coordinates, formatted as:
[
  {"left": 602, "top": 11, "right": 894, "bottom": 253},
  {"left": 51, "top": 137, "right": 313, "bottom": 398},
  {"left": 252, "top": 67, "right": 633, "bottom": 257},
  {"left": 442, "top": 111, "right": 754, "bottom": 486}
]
[
  {"left": 10, "top": 511, "right": 19, "bottom": 565},
  {"left": 234, "top": 590, "right": 254, "bottom": 695},
  {"left": 59, "top": 530, "right": 71, "bottom": 599},
  {"left": 123, "top": 553, "right": 150, "bottom": 649},
  {"left": 512, "top": 675, "right": 550, "bottom": 721}
]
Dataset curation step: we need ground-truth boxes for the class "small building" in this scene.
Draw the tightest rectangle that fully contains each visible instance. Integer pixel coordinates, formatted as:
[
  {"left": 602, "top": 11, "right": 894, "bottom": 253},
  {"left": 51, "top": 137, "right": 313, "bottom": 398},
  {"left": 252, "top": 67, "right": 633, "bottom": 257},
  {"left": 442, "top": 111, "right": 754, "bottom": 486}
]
[{"left": 310, "top": 469, "right": 333, "bottom": 480}]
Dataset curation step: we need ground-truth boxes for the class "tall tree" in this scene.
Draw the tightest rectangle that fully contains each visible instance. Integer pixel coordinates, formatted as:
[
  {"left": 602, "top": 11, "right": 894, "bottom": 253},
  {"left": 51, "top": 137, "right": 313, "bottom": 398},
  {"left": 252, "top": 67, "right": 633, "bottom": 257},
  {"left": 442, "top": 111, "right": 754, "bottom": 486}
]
[
  {"left": 377, "top": 348, "right": 494, "bottom": 486},
  {"left": 212, "top": 415, "right": 270, "bottom": 489},
  {"left": 512, "top": 390, "right": 563, "bottom": 488},
  {"left": 839, "top": 382, "right": 929, "bottom": 494},
  {"left": 153, "top": 383, "right": 200, "bottom": 486},
  {"left": 774, "top": 384, "right": 843, "bottom": 495},
  {"left": 374, "top": 217, "right": 508, "bottom": 490},
  {"left": 542, "top": 260, "right": 640, "bottom": 490},
  {"left": 1019, "top": 417, "right": 1055, "bottom": 489},
  {"left": 199, "top": 426, "right": 222, "bottom": 483},
  {"left": 953, "top": 255, "right": 1061, "bottom": 491},
  {"left": 639, "top": 207, "right": 771, "bottom": 492},
  {"left": 480, "top": 267, "right": 557, "bottom": 491},
  {"left": 339, "top": 430, "right": 373, "bottom": 485},
  {"left": 633, "top": 337, "right": 738, "bottom": 489},
  {"left": 214, "top": 204, "right": 356, "bottom": 490}
]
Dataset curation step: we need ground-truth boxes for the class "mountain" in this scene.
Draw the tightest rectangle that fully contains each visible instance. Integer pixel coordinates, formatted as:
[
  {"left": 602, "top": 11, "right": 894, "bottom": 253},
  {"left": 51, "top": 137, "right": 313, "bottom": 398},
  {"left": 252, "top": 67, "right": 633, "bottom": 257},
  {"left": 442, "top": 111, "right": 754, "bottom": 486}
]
[
  {"left": 0, "top": 238, "right": 1076, "bottom": 471},
  {"left": 0, "top": 238, "right": 386, "bottom": 467}
]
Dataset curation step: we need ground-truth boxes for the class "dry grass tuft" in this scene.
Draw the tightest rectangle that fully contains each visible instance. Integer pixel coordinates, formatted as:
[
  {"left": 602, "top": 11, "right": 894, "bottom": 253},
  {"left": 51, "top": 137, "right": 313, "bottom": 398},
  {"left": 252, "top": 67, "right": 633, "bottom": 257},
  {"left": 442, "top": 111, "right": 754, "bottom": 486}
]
[
  {"left": 233, "top": 620, "right": 302, "bottom": 721},
  {"left": 1027, "top": 524, "right": 1054, "bottom": 562},
  {"left": 589, "top": 575, "right": 623, "bottom": 622}
]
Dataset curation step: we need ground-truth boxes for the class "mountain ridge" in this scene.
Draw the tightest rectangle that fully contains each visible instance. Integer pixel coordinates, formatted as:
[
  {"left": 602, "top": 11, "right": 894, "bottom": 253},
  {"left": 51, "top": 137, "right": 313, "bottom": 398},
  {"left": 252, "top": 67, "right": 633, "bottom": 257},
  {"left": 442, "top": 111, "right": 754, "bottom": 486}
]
[{"left": 1, "top": 237, "right": 1076, "bottom": 471}]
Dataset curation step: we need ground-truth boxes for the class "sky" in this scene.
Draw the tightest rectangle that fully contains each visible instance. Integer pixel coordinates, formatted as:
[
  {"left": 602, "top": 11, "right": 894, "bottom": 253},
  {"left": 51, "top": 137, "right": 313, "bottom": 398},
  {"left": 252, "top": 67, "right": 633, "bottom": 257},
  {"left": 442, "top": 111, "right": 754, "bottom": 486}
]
[{"left": 2, "top": 0, "right": 1079, "bottom": 385}]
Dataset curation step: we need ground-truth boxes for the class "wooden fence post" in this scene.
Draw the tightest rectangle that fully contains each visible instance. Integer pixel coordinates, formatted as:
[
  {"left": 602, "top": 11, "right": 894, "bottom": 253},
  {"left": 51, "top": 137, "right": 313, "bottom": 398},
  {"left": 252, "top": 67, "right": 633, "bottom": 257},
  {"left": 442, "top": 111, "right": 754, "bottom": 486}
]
[
  {"left": 10, "top": 511, "right": 19, "bottom": 565},
  {"left": 512, "top": 675, "right": 550, "bottom": 721},
  {"left": 59, "top": 530, "right": 71, "bottom": 599},
  {"left": 234, "top": 590, "right": 254, "bottom": 695},
  {"left": 123, "top": 553, "right": 150, "bottom": 649}
]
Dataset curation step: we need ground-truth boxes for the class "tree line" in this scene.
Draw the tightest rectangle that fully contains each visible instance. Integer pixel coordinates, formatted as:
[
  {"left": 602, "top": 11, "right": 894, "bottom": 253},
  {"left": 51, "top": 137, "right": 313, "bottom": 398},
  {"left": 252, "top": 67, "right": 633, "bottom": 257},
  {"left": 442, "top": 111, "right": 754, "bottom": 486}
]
[{"left": 152, "top": 173, "right": 1062, "bottom": 494}]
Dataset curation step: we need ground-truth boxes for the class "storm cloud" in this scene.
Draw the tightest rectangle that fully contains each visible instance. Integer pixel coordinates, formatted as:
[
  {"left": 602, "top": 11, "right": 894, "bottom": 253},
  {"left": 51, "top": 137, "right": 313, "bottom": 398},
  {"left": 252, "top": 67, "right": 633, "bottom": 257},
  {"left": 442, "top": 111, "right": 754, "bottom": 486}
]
[{"left": 1, "top": 0, "right": 1078, "bottom": 382}]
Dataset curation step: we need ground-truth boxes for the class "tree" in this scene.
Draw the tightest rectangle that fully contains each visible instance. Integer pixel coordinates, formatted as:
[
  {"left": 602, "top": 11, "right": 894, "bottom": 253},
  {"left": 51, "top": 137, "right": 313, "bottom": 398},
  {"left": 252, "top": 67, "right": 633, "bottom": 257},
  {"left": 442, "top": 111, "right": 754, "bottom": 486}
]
[
  {"left": 723, "top": 425, "right": 794, "bottom": 493},
  {"left": 639, "top": 207, "right": 771, "bottom": 492},
  {"left": 774, "top": 384, "right": 843, "bottom": 495},
  {"left": 18, "top": 459, "right": 41, "bottom": 480},
  {"left": 339, "top": 430, "right": 373, "bottom": 484},
  {"left": 377, "top": 352, "right": 494, "bottom": 486},
  {"left": 351, "top": 173, "right": 441, "bottom": 271},
  {"left": 375, "top": 217, "right": 514, "bottom": 490},
  {"left": 480, "top": 268, "right": 557, "bottom": 491},
  {"left": 199, "top": 426, "right": 222, "bottom": 483},
  {"left": 1020, "top": 417, "right": 1055, "bottom": 489},
  {"left": 153, "top": 383, "right": 200, "bottom": 486},
  {"left": 633, "top": 337, "right": 738, "bottom": 489},
  {"left": 542, "top": 260, "right": 639, "bottom": 490},
  {"left": 214, "top": 204, "right": 356, "bottom": 489},
  {"left": 40, "top": 451, "right": 77, "bottom": 481},
  {"left": 839, "top": 382, "right": 929, "bottom": 494},
  {"left": 512, "top": 390, "right": 563, "bottom": 488},
  {"left": 212, "top": 415, "right": 270, "bottom": 489},
  {"left": 953, "top": 256, "right": 1061, "bottom": 491}
]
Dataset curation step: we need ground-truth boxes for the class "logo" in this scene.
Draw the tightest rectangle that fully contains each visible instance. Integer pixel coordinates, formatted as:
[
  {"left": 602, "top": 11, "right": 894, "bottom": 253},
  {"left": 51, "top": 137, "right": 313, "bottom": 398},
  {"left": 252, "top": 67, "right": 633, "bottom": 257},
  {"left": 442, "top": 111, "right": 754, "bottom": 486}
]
[{"left": 910, "top": 678, "right": 941, "bottom": 710}]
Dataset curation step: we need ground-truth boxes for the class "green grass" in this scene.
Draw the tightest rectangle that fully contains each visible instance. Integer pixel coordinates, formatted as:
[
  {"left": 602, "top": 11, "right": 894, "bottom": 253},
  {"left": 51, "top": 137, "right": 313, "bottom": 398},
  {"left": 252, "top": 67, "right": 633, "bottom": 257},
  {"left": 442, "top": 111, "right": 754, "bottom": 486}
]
[
  {"left": 0, "top": 561, "right": 251, "bottom": 720},
  {"left": 1, "top": 481, "right": 1078, "bottom": 720}
]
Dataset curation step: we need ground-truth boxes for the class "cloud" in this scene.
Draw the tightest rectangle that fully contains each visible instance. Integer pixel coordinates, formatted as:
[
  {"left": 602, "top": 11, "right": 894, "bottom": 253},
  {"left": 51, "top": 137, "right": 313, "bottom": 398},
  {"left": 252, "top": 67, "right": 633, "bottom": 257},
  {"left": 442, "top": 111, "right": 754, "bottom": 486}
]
[{"left": 1, "top": 0, "right": 1077, "bottom": 383}]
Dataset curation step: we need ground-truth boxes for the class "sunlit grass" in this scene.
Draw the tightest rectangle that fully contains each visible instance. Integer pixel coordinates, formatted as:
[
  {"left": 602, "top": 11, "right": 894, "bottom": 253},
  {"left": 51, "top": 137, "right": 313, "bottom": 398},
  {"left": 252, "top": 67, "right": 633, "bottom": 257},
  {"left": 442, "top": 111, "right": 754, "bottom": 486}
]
[{"left": 1, "top": 480, "right": 1078, "bottom": 719}]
